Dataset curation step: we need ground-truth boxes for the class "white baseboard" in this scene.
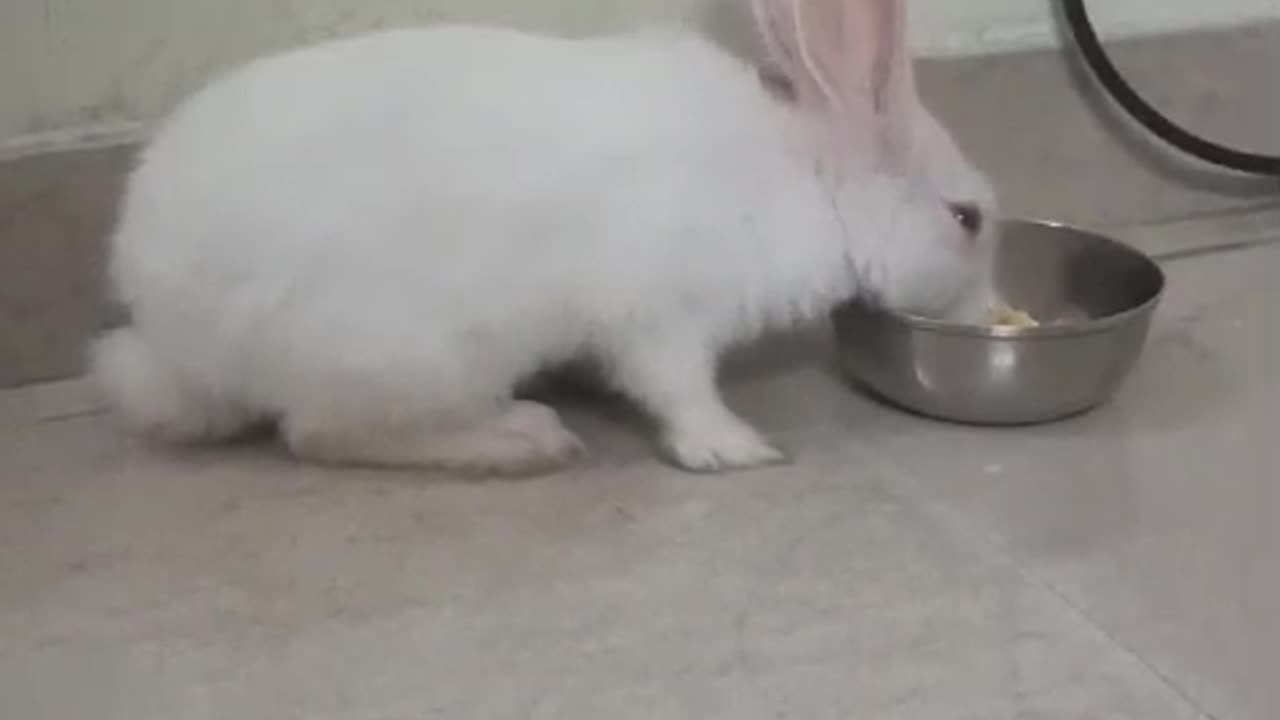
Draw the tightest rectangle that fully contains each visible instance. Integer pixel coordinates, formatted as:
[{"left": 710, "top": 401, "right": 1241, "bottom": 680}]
[
  {"left": 912, "top": 0, "right": 1280, "bottom": 57},
  {"left": 4, "top": 5, "right": 1280, "bottom": 152},
  {"left": 0, "top": 122, "right": 144, "bottom": 162}
]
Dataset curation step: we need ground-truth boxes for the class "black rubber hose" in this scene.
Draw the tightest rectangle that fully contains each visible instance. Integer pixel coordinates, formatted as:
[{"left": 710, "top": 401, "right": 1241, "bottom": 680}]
[{"left": 1061, "top": 0, "right": 1280, "bottom": 177}]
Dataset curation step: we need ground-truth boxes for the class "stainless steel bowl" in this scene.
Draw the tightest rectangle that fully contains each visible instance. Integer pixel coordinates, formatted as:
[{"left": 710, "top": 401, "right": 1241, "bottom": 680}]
[{"left": 832, "top": 219, "right": 1166, "bottom": 425}]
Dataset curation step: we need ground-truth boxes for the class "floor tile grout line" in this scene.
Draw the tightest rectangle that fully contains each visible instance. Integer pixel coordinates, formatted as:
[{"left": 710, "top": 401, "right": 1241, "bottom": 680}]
[
  {"left": 1105, "top": 206, "right": 1280, "bottom": 243},
  {"left": 1149, "top": 233, "right": 1280, "bottom": 264},
  {"left": 0, "top": 379, "right": 106, "bottom": 429},
  {"left": 1113, "top": 199, "right": 1280, "bottom": 229},
  {"left": 1110, "top": 202, "right": 1280, "bottom": 247},
  {"left": 861, "top": 448, "right": 1221, "bottom": 720},
  {"left": 32, "top": 407, "right": 109, "bottom": 425}
]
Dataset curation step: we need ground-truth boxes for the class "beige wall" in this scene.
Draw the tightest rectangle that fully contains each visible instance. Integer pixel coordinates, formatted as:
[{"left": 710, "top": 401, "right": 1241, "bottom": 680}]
[{"left": 3, "top": 0, "right": 1278, "bottom": 150}]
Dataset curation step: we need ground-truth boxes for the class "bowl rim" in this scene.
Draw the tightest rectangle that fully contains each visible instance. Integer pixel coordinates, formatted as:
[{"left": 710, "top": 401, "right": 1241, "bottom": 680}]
[{"left": 853, "top": 218, "right": 1168, "bottom": 339}]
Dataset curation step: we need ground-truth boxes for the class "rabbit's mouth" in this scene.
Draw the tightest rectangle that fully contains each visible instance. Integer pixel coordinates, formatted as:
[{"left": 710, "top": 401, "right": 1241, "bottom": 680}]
[
  {"left": 869, "top": 250, "right": 991, "bottom": 321},
  {"left": 101, "top": 299, "right": 133, "bottom": 332}
]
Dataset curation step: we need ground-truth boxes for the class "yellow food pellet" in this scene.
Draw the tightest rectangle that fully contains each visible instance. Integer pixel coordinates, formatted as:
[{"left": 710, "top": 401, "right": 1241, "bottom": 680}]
[{"left": 989, "top": 304, "right": 1040, "bottom": 329}]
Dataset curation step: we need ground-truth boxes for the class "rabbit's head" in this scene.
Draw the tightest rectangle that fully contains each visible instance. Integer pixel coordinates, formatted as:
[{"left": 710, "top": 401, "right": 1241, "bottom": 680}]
[{"left": 753, "top": 0, "right": 998, "bottom": 318}]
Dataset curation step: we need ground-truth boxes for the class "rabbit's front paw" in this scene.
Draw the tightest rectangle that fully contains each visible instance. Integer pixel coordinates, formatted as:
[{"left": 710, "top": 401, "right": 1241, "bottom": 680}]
[{"left": 661, "top": 419, "right": 787, "bottom": 473}]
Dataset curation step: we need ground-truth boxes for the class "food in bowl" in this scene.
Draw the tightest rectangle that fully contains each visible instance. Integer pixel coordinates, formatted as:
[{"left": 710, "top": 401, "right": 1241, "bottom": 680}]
[{"left": 987, "top": 302, "right": 1040, "bottom": 329}]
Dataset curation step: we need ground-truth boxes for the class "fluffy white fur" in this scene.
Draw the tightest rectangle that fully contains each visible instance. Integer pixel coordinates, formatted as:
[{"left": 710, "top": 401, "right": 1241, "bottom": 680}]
[{"left": 93, "top": 9, "right": 996, "bottom": 475}]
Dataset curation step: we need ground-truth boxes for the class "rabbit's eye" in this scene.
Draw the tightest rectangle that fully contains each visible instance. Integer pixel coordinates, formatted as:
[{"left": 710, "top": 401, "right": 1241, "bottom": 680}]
[{"left": 948, "top": 202, "right": 983, "bottom": 236}]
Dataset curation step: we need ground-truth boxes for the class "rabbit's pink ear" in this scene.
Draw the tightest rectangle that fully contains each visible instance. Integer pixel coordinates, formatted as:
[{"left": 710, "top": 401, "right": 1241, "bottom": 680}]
[{"left": 752, "top": 0, "right": 915, "bottom": 129}]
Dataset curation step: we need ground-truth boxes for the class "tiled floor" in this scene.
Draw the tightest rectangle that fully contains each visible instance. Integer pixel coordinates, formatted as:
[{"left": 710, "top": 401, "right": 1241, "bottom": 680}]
[{"left": 2, "top": 221, "right": 1276, "bottom": 719}]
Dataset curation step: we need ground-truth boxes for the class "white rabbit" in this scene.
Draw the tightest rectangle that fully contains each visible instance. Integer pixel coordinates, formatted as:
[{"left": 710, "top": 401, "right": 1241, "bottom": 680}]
[{"left": 91, "top": 0, "right": 997, "bottom": 475}]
